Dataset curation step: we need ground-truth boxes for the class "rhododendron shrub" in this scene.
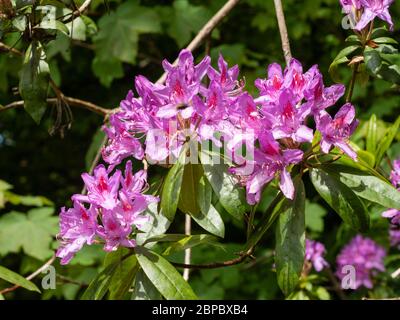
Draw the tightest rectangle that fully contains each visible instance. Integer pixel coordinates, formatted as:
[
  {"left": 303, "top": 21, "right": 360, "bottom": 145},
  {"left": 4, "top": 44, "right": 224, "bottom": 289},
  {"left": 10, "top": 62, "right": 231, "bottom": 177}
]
[{"left": 51, "top": 0, "right": 400, "bottom": 300}]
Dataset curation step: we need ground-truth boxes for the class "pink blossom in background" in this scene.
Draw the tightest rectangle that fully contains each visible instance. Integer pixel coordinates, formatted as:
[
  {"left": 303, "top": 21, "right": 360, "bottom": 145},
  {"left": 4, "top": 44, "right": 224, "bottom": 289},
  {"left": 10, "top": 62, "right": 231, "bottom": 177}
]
[
  {"left": 305, "top": 239, "right": 329, "bottom": 272},
  {"left": 336, "top": 235, "right": 386, "bottom": 289}
]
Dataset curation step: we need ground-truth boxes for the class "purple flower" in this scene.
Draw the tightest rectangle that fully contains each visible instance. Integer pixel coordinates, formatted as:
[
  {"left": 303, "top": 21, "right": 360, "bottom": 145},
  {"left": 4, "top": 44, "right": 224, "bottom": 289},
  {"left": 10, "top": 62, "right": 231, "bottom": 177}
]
[
  {"left": 382, "top": 208, "right": 400, "bottom": 225},
  {"left": 57, "top": 160, "right": 159, "bottom": 263},
  {"left": 355, "top": 0, "right": 394, "bottom": 31},
  {"left": 389, "top": 228, "right": 400, "bottom": 249},
  {"left": 121, "top": 161, "right": 158, "bottom": 213},
  {"left": 208, "top": 54, "right": 240, "bottom": 92},
  {"left": 317, "top": 103, "right": 359, "bottom": 160},
  {"left": 305, "top": 239, "right": 329, "bottom": 272},
  {"left": 381, "top": 158, "right": 400, "bottom": 225},
  {"left": 231, "top": 132, "right": 303, "bottom": 204},
  {"left": 156, "top": 50, "right": 210, "bottom": 119},
  {"left": 390, "top": 159, "right": 400, "bottom": 188},
  {"left": 97, "top": 210, "right": 136, "bottom": 252},
  {"left": 340, "top": 0, "right": 362, "bottom": 13},
  {"left": 102, "top": 114, "right": 144, "bottom": 168},
  {"left": 303, "top": 70, "right": 346, "bottom": 116},
  {"left": 73, "top": 165, "right": 121, "bottom": 210},
  {"left": 56, "top": 201, "right": 98, "bottom": 265},
  {"left": 336, "top": 235, "right": 386, "bottom": 289},
  {"left": 266, "top": 89, "right": 314, "bottom": 143}
]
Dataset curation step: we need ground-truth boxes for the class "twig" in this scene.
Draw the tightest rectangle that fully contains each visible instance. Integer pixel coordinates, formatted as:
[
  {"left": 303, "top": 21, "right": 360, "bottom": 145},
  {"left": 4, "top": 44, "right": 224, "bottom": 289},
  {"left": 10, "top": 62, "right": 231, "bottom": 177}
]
[
  {"left": 325, "top": 267, "right": 347, "bottom": 300},
  {"left": 0, "top": 97, "right": 112, "bottom": 116},
  {"left": 273, "top": 0, "right": 292, "bottom": 65},
  {"left": 171, "top": 247, "right": 254, "bottom": 270},
  {"left": 183, "top": 215, "right": 192, "bottom": 281},
  {"left": 0, "top": 254, "right": 56, "bottom": 295},
  {"left": 391, "top": 266, "right": 400, "bottom": 278},
  {"left": 346, "top": 62, "right": 359, "bottom": 103},
  {"left": 62, "top": 0, "right": 92, "bottom": 24},
  {"left": 56, "top": 275, "right": 88, "bottom": 287},
  {"left": 0, "top": 41, "right": 23, "bottom": 56},
  {"left": 156, "top": 0, "right": 241, "bottom": 84}
]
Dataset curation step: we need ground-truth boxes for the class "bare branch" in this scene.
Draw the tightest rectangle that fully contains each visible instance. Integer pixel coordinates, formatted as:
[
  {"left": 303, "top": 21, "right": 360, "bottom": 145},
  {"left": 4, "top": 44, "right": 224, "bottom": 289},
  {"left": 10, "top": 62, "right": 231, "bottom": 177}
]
[
  {"left": 0, "top": 97, "right": 112, "bottom": 116},
  {"left": 156, "top": 0, "right": 241, "bottom": 84},
  {"left": 0, "top": 254, "right": 56, "bottom": 295},
  {"left": 63, "top": 0, "right": 92, "bottom": 24},
  {"left": 183, "top": 215, "right": 192, "bottom": 280},
  {"left": 171, "top": 248, "right": 254, "bottom": 270},
  {"left": 0, "top": 42, "right": 23, "bottom": 56},
  {"left": 273, "top": 0, "right": 292, "bottom": 65}
]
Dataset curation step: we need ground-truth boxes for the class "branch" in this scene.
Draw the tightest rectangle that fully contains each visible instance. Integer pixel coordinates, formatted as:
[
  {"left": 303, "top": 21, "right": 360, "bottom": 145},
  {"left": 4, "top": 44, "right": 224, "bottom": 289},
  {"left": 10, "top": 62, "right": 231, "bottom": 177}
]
[
  {"left": 0, "top": 254, "right": 56, "bottom": 295},
  {"left": 325, "top": 267, "right": 347, "bottom": 300},
  {"left": 0, "top": 41, "right": 23, "bottom": 56},
  {"left": 0, "top": 97, "right": 112, "bottom": 116},
  {"left": 171, "top": 248, "right": 254, "bottom": 270},
  {"left": 273, "top": 0, "right": 292, "bottom": 65},
  {"left": 391, "top": 266, "right": 400, "bottom": 278},
  {"left": 156, "top": 0, "right": 241, "bottom": 84},
  {"left": 63, "top": 0, "right": 92, "bottom": 24},
  {"left": 183, "top": 215, "right": 192, "bottom": 280}
]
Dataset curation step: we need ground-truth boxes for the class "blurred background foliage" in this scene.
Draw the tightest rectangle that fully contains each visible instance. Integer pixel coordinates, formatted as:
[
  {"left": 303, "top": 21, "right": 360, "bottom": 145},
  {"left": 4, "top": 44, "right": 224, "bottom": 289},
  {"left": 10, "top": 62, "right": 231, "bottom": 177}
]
[{"left": 0, "top": 0, "right": 399, "bottom": 300}]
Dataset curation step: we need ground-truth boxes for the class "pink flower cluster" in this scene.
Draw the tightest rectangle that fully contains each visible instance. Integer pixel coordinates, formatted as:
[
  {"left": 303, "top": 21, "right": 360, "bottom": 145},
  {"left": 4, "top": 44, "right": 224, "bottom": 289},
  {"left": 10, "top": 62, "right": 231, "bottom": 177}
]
[
  {"left": 102, "top": 50, "right": 245, "bottom": 168},
  {"left": 56, "top": 162, "right": 158, "bottom": 265},
  {"left": 336, "top": 235, "right": 386, "bottom": 289},
  {"left": 231, "top": 59, "right": 358, "bottom": 204},
  {"left": 305, "top": 239, "right": 329, "bottom": 272},
  {"left": 100, "top": 50, "right": 358, "bottom": 206},
  {"left": 57, "top": 51, "right": 360, "bottom": 264},
  {"left": 340, "top": 0, "right": 394, "bottom": 31}
]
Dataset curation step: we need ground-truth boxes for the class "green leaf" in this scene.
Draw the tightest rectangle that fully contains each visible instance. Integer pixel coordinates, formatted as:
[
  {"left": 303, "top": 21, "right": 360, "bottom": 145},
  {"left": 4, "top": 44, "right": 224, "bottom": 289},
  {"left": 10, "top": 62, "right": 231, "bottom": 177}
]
[
  {"left": 275, "top": 179, "right": 306, "bottom": 296},
  {"left": 345, "top": 35, "right": 361, "bottom": 43},
  {"left": 132, "top": 269, "right": 162, "bottom": 300},
  {"left": 329, "top": 45, "right": 360, "bottom": 82},
  {"left": 357, "top": 150, "right": 375, "bottom": 168},
  {"left": 19, "top": 42, "right": 50, "bottom": 124},
  {"left": 81, "top": 261, "right": 120, "bottom": 300},
  {"left": 93, "top": 1, "right": 160, "bottom": 65},
  {"left": 323, "top": 164, "right": 400, "bottom": 210},
  {"left": 136, "top": 202, "right": 171, "bottom": 246},
  {"left": 178, "top": 163, "right": 202, "bottom": 216},
  {"left": 200, "top": 150, "right": 248, "bottom": 221},
  {"left": 310, "top": 168, "right": 370, "bottom": 231},
  {"left": 366, "top": 114, "right": 377, "bottom": 156},
  {"left": 4, "top": 192, "right": 53, "bottom": 207},
  {"left": 245, "top": 192, "right": 286, "bottom": 251},
  {"left": 375, "top": 116, "right": 400, "bottom": 165},
  {"left": 0, "top": 265, "right": 40, "bottom": 293},
  {"left": 66, "top": 17, "right": 87, "bottom": 40},
  {"left": 135, "top": 247, "right": 197, "bottom": 300},
  {"left": 0, "top": 207, "right": 58, "bottom": 259},
  {"left": 377, "top": 62, "right": 400, "bottom": 85},
  {"left": 92, "top": 56, "right": 123, "bottom": 88},
  {"left": 163, "top": 235, "right": 217, "bottom": 256},
  {"left": 370, "top": 26, "right": 388, "bottom": 39},
  {"left": 364, "top": 47, "right": 382, "bottom": 75},
  {"left": 166, "top": 0, "right": 211, "bottom": 47},
  {"left": 373, "top": 37, "right": 398, "bottom": 45},
  {"left": 160, "top": 147, "right": 187, "bottom": 221},
  {"left": 193, "top": 176, "right": 225, "bottom": 237},
  {"left": 105, "top": 249, "right": 139, "bottom": 300},
  {"left": 305, "top": 201, "right": 327, "bottom": 233}
]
